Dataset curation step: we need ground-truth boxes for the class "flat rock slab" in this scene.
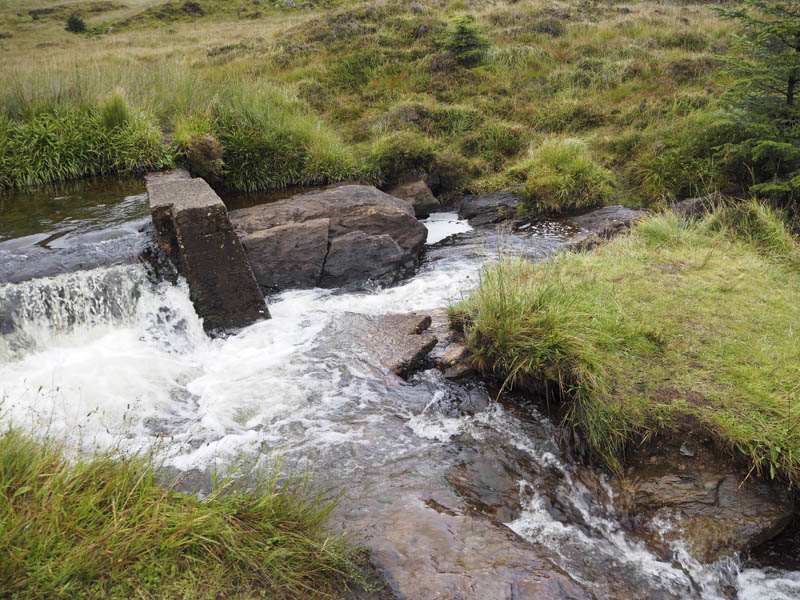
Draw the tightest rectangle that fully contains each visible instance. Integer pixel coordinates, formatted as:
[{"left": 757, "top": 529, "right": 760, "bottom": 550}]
[
  {"left": 562, "top": 205, "right": 647, "bottom": 251},
  {"left": 363, "top": 495, "right": 591, "bottom": 600},
  {"left": 147, "top": 177, "right": 269, "bottom": 332},
  {"left": 458, "top": 190, "right": 523, "bottom": 227},
  {"left": 230, "top": 185, "right": 428, "bottom": 291},
  {"left": 344, "top": 312, "right": 437, "bottom": 378}
]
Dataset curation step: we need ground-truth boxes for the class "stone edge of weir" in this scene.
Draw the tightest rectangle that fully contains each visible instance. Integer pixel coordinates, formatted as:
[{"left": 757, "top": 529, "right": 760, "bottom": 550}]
[{"left": 146, "top": 170, "right": 270, "bottom": 332}]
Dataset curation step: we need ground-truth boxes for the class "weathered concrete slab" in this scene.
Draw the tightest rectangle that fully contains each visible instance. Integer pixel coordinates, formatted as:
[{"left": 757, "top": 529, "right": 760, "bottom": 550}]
[{"left": 147, "top": 177, "right": 269, "bottom": 332}]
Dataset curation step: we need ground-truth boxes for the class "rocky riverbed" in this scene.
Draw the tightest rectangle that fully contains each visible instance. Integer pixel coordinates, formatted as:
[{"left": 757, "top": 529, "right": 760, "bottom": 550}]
[{"left": 1, "top": 179, "right": 798, "bottom": 599}]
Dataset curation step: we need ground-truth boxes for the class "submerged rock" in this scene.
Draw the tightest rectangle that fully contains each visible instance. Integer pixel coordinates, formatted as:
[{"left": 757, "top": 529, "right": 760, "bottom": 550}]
[
  {"left": 387, "top": 180, "right": 441, "bottom": 219},
  {"left": 230, "top": 185, "right": 428, "bottom": 291}
]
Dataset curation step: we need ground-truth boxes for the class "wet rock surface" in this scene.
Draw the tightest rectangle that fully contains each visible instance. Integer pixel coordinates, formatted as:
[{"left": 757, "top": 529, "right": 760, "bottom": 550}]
[
  {"left": 147, "top": 176, "right": 269, "bottom": 332},
  {"left": 562, "top": 204, "right": 647, "bottom": 251},
  {"left": 458, "top": 189, "right": 523, "bottom": 227},
  {"left": 345, "top": 312, "right": 437, "bottom": 378},
  {"left": 612, "top": 429, "right": 795, "bottom": 564},
  {"left": 457, "top": 190, "right": 646, "bottom": 253},
  {"left": 230, "top": 185, "right": 428, "bottom": 291},
  {"left": 363, "top": 495, "right": 591, "bottom": 600},
  {"left": 349, "top": 308, "right": 474, "bottom": 380},
  {"left": 426, "top": 308, "right": 474, "bottom": 379}
]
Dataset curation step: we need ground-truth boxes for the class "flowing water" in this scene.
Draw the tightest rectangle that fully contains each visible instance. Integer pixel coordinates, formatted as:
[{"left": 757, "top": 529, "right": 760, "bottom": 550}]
[{"left": 1, "top": 181, "right": 798, "bottom": 599}]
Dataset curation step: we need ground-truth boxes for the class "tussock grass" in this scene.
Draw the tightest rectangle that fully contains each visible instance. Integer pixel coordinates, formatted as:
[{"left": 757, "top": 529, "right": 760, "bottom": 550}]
[
  {"left": 454, "top": 203, "right": 800, "bottom": 485},
  {"left": 0, "top": 64, "right": 365, "bottom": 190},
  {"left": 520, "top": 137, "right": 616, "bottom": 215},
  {"left": 0, "top": 428, "right": 366, "bottom": 600},
  {"left": 0, "top": 106, "right": 172, "bottom": 188},
  {"left": 0, "top": 0, "right": 739, "bottom": 200}
]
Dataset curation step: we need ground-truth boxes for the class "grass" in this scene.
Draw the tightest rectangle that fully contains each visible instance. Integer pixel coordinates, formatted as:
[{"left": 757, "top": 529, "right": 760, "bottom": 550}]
[
  {"left": 0, "top": 0, "right": 742, "bottom": 202},
  {"left": 453, "top": 201, "right": 800, "bottom": 486},
  {"left": 519, "top": 137, "right": 616, "bottom": 215},
  {"left": 0, "top": 428, "right": 367, "bottom": 599}
]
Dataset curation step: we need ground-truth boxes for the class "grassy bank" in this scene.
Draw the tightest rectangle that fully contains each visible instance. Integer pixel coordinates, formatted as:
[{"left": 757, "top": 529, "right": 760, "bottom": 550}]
[
  {"left": 0, "top": 0, "right": 740, "bottom": 201},
  {"left": 453, "top": 202, "right": 800, "bottom": 485},
  {"left": 0, "top": 429, "right": 366, "bottom": 599}
]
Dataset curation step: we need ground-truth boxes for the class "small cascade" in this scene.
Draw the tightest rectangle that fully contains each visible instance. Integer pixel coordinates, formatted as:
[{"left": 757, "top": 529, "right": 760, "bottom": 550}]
[{"left": 0, "top": 265, "right": 146, "bottom": 361}]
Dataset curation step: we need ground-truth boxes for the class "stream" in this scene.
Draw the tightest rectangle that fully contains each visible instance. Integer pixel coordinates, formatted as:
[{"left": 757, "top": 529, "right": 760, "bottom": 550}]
[{"left": 1, "top": 179, "right": 799, "bottom": 599}]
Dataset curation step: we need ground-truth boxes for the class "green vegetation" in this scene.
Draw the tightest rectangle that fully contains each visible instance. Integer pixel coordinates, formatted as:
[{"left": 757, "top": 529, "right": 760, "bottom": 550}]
[
  {"left": 521, "top": 137, "right": 616, "bottom": 214},
  {"left": 65, "top": 14, "right": 87, "bottom": 33},
  {"left": 0, "top": 0, "right": 745, "bottom": 202},
  {"left": 714, "top": 0, "right": 800, "bottom": 206},
  {"left": 0, "top": 428, "right": 366, "bottom": 599},
  {"left": 454, "top": 203, "right": 800, "bottom": 484},
  {"left": 0, "top": 106, "right": 171, "bottom": 188},
  {"left": 441, "top": 15, "right": 489, "bottom": 68}
]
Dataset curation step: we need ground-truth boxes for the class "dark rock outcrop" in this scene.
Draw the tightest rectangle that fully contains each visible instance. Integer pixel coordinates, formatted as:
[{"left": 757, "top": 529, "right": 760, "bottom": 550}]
[
  {"left": 387, "top": 180, "right": 441, "bottom": 219},
  {"left": 322, "top": 232, "right": 405, "bottom": 288},
  {"left": 458, "top": 189, "right": 523, "bottom": 227},
  {"left": 230, "top": 185, "right": 428, "bottom": 291},
  {"left": 147, "top": 175, "right": 269, "bottom": 332},
  {"left": 239, "top": 219, "right": 330, "bottom": 291},
  {"left": 671, "top": 192, "right": 723, "bottom": 219}
]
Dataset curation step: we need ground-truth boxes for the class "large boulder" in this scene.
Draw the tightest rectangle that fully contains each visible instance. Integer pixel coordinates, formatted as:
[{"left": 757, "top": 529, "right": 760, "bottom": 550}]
[
  {"left": 230, "top": 185, "right": 428, "bottom": 291},
  {"left": 387, "top": 180, "right": 441, "bottom": 218}
]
